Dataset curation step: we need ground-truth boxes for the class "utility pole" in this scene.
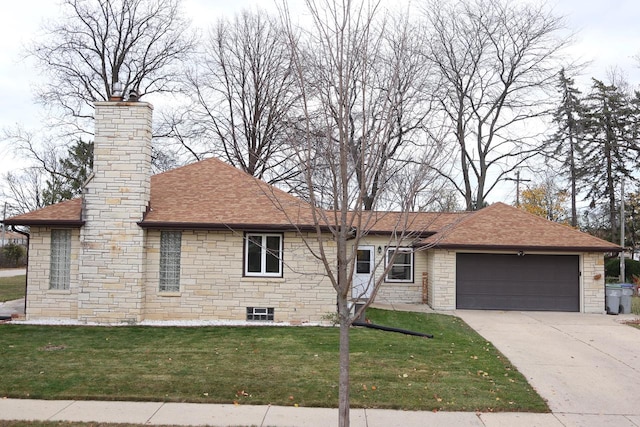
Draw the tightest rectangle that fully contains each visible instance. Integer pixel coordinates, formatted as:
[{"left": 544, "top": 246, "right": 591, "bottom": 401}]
[
  {"left": 621, "top": 179, "right": 625, "bottom": 282},
  {"left": 1, "top": 202, "right": 6, "bottom": 249},
  {"left": 505, "top": 171, "right": 531, "bottom": 207}
]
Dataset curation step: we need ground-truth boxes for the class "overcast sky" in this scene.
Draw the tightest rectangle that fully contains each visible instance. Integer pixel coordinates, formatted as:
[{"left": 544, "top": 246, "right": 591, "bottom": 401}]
[{"left": 0, "top": 0, "right": 638, "bottom": 205}]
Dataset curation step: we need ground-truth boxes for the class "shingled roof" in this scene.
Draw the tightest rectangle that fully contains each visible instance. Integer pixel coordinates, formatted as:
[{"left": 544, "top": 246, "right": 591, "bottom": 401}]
[
  {"left": 424, "top": 202, "right": 620, "bottom": 252},
  {"left": 1, "top": 158, "right": 622, "bottom": 253},
  {"left": 3, "top": 198, "right": 84, "bottom": 227},
  {"left": 140, "top": 157, "right": 318, "bottom": 230}
]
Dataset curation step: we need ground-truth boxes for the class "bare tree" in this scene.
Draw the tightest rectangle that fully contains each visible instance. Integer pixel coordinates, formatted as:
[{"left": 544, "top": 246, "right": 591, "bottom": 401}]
[
  {"left": 166, "top": 9, "right": 299, "bottom": 185},
  {"left": 424, "top": 0, "right": 570, "bottom": 210},
  {"left": 28, "top": 0, "right": 196, "bottom": 133},
  {"left": 280, "top": 1, "right": 444, "bottom": 425},
  {"left": 1, "top": 168, "right": 47, "bottom": 215},
  {"left": 347, "top": 12, "right": 437, "bottom": 210},
  {"left": 4, "top": 0, "right": 196, "bottom": 209},
  {"left": 2, "top": 127, "right": 95, "bottom": 208}
]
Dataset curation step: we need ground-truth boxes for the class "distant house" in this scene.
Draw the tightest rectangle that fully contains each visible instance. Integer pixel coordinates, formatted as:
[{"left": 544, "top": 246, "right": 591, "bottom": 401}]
[
  {"left": 3, "top": 100, "right": 620, "bottom": 324},
  {"left": 0, "top": 230, "right": 27, "bottom": 247}
]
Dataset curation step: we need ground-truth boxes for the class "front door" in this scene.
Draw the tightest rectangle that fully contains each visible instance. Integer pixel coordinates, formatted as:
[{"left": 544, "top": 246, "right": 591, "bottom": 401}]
[{"left": 352, "top": 246, "right": 375, "bottom": 300}]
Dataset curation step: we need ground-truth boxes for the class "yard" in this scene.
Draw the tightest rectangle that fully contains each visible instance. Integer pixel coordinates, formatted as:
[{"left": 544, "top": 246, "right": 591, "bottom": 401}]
[
  {"left": 0, "top": 274, "right": 25, "bottom": 302},
  {"left": 0, "top": 308, "right": 548, "bottom": 413}
]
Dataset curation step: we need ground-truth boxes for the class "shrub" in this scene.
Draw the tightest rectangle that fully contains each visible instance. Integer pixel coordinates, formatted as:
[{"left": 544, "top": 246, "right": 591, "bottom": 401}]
[
  {"left": 605, "top": 257, "right": 640, "bottom": 282},
  {"left": 2, "top": 244, "right": 26, "bottom": 268}
]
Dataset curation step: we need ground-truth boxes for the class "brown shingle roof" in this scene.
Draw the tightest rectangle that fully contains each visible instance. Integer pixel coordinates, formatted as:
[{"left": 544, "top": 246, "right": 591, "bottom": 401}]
[
  {"left": 3, "top": 198, "right": 83, "bottom": 226},
  {"left": 140, "top": 157, "right": 318, "bottom": 230},
  {"left": 0, "top": 158, "right": 621, "bottom": 253},
  {"left": 424, "top": 202, "right": 620, "bottom": 252},
  {"left": 353, "top": 210, "right": 469, "bottom": 235}
]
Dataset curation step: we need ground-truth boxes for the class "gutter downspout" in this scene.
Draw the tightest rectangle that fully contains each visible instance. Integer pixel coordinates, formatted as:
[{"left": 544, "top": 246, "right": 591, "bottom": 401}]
[{"left": 10, "top": 226, "right": 29, "bottom": 317}]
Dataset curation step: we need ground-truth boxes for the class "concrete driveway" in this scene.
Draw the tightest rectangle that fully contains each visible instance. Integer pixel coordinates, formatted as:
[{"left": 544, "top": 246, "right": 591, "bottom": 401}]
[
  {"left": 456, "top": 310, "right": 640, "bottom": 421},
  {"left": 0, "top": 268, "right": 26, "bottom": 318},
  {"left": 0, "top": 268, "right": 26, "bottom": 277}
]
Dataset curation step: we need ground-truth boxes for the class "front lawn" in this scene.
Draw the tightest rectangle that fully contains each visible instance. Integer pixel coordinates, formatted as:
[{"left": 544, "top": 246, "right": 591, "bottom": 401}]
[
  {"left": 0, "top": 275, "right": 25, "bottom": 302},
  {"left": 0, "top": 308, "right": 548, "bottom": 412},
  {"left": 632, "top": 296, "right": 640, "bottom": 315}
]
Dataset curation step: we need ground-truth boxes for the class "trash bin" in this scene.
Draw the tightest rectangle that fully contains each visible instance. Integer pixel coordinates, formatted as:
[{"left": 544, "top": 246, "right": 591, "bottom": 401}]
[
  {"left": 620, "top": 283, "right": 634, "bottom": 314},
  {"left": 605, "top": 284, "right": 622, "bottom": 315}
]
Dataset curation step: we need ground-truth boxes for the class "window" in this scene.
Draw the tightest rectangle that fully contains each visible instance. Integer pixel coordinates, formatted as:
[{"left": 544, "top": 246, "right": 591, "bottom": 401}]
[
  {"left": 50, "top": 229, "right": 71, "bottom": 290},
  {"left": 356, "top": 249, "right": 373, "bottom": 274},
  {"left": 246, "top": 307, "right": 274, "bottom": 321},
  {"left": 160, "top": 231, "right": 181, "bottom": 292},
  {"left": 244, "top": 233, "right": 282, "bottom": 277},
  {"left": 385, "top": 248, "right": 413, "bottom": 282}
]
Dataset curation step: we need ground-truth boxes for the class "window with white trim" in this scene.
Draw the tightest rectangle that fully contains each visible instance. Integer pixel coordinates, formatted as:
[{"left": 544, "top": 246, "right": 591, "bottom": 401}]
[
  {"left": 244, "top": 233, "right": 283, "bottom": 277},
  {"left": 50, "top": 229, "right": 71, "bottom": 290},
  {"left": 385, "top": 248, "right": 414, "bottom": 282},
  {"left": 246, "top": 307, "right": 274, "bottom": 321},
  {"left": 160, "top": 231, "right": 181, "bottom": 292}
]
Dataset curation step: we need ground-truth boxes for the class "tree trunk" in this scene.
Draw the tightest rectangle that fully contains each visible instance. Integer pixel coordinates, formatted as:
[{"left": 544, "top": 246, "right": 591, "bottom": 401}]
[
  {"left": 569, "top": 134, "right": 578, "bottom": 227},
  {"left": 337, "top": 295, "right": 351, "bottom": 427}
]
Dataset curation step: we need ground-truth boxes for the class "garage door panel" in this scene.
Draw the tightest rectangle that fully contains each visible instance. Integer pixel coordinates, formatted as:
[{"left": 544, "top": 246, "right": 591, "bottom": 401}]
[
  {"left": 456, "top": 253, "right": 579, "bottom": 312},
  {"left": 459, "top": 294, "right": 579, "bottom": 311}
]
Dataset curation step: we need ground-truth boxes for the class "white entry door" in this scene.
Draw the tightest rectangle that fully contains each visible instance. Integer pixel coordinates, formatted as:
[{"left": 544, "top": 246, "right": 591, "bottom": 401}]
[{"left": 352, "top": 246, "right": 375, "bottom": 299}]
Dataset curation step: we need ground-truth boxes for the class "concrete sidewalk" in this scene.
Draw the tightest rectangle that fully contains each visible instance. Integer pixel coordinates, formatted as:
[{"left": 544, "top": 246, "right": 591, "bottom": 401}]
[
  {"left": 0, "top": 267, "right": 26, "bottom": 278},
  {"left": 0, "top": 398, "right": 572, "bottom": 426},
  {"left": 0, "top": 297, "right": 25, "bottom": 318}
]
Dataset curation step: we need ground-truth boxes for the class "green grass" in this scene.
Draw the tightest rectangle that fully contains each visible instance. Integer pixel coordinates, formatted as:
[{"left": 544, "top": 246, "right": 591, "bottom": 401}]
[
  {"left": 0, "top": 275, "right": 26, "bottom": 302},
  {"left": 0, "top": 308, "right": 548, "bottom": 413},
  {"left": 632, "top": 296, "right": 640, "bottom": 315}
]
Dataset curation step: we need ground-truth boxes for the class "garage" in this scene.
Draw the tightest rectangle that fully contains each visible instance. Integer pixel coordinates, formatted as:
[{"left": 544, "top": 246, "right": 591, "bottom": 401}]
[{"left": 456, "top": 253, "right": 580, "bottom": 311}]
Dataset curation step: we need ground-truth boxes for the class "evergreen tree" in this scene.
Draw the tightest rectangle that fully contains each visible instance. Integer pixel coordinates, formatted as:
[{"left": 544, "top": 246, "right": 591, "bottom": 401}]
[
  {"left": 545, "top": 69, "right": 584, "bottom": 227},
  {"left": 42, "top": 139, "right": 94, "bottom": 205},
  {"left": 580, "top": 78, "right": 637, "bottom": 242}
]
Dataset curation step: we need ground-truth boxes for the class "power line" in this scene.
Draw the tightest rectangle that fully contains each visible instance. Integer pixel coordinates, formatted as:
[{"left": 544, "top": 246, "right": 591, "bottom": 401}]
[{"left": 504, "top": 171, "right": 531, "bottom": 207}]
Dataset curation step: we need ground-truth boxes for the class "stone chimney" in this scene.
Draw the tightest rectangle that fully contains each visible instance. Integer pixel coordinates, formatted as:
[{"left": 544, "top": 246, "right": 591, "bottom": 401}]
[{"left": 78, "top": 101, "right": 153, "bottom": 323}]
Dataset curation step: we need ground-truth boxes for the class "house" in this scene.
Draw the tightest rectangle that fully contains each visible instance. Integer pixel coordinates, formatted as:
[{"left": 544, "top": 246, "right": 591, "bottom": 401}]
[
  {"left": 3, "top": 100, "right": 620, "bottom": 324},
  {"left": 0, "top": 230, "right": 27, "bottom": 247}
]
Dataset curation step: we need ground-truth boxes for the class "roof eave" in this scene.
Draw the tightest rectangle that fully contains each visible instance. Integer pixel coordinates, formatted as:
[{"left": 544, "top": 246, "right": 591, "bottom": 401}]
[
  {"left": 430, "top": 243, "right": 622, "bottom": 253},
  {"left": 365, "top": 230, "right": 437, "bottom": 238},
  {"left": 138, "top": 221, "right": 331, "bottom": 233},
  {"left": 2, "top": 219, "right": 85, "bottom": 227}
]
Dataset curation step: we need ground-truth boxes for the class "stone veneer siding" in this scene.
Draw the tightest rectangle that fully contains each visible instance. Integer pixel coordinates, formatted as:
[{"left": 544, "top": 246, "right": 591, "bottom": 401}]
[
  {"left": 23, "top": 230, "right": 608, "bottom": 319},
  {"left": 582, "top": 252, "right": 606, "bottom": 313},
  {"left": 77, "top": 101, "right": 153, "bottom": 323},
  {"left": 427, "top": 249, "right": 457, "bottom": 310},
  {"left": 144, "top": 230, "right": 337, "bottom": 323},
  {"left": 25, "top": 227, "right": 81, "bottom": 320},
  {"left": 371, "top": 255, "right": 427, "bottom": 304}
]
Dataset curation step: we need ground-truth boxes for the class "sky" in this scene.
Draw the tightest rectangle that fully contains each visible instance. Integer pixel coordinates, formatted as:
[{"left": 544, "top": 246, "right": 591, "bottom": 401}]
[{"left": 0, "top": 0, "right": 639, "bottom": 207}]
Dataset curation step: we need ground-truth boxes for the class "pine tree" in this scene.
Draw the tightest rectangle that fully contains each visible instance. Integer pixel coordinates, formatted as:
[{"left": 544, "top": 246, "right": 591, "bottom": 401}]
[
  {"left": 580, "top": 78, "right": 637, "bottom": 242},
  {"left": 42, "top": 139, "right": 94, "bottom": 205},
  {"left": 545, "top": 69, "right": 585, "bottom": 227}
]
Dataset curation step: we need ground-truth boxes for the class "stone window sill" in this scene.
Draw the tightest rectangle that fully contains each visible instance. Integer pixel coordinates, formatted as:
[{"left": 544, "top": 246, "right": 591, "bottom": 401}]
[{"left": 158, "top": 292, "right": 181, "bottom": 297}]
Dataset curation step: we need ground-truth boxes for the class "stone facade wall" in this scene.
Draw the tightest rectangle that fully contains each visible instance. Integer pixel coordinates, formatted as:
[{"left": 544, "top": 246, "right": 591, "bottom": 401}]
[
  {"left": 77, "top": 101, "right": 153, "bottom": 323},
  {"left": 427, "top": 249, "right": 457, "bottom": 310},
  {"left": 582, "top": 252, "right": 606, "bottom": 313},
  {"left": 25, "top": 227, "right": 81, "bottom": 320},
  {"left": 143, "top": 230, "right": 337, "bottom": 323}
]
